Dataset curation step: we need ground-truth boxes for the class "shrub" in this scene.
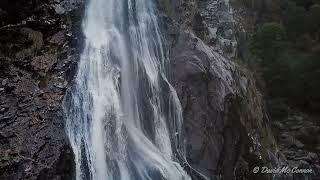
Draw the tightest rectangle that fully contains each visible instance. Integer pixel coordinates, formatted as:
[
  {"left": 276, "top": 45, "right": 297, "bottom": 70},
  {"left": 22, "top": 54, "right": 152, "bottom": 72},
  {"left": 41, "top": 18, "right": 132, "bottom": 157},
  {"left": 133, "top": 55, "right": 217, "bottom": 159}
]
[{"left": 252, "top": 22, "right": 287, "bottom": 61}]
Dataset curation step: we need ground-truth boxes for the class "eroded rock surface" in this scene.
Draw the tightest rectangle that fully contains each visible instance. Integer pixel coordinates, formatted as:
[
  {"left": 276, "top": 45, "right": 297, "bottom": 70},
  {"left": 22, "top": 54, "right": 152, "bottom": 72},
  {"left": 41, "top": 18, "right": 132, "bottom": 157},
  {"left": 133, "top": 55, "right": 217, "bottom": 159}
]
[
  {"left": 0, "top": 0, "right": 83, "bottom": 179},
  {"left": 163, "top": 0, "right": 319, "bottom": 179}
]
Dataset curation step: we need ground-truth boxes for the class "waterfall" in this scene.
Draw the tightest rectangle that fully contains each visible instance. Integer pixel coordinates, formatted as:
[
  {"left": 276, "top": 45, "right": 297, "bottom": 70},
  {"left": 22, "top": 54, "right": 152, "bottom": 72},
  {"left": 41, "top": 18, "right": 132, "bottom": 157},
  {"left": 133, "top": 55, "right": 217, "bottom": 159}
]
[{"left": 63, "top": 0, "right": 191, "bottom": 179}]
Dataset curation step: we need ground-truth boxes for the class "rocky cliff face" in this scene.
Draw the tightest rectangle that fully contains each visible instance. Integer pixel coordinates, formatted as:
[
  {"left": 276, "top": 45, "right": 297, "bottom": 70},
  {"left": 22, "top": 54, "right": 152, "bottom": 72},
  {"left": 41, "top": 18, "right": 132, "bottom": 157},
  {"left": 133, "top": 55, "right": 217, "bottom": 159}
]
[
  {"left": 161, "top": 1, "right": 277, "bottom": 179},
  {"left": 161, "top": 0, "right": 319, "bottom": 179},
  {"left": 0, "top": 0, "right": 83, "bottom": 179}
]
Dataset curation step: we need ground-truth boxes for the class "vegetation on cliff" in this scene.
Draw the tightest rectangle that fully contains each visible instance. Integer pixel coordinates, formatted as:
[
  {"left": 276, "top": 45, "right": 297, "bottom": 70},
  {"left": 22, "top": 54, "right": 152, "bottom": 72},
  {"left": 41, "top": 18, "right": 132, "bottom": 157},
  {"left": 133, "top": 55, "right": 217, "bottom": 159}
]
[{"left": 240, "top": 0, "right": 320, "bottom": 112}]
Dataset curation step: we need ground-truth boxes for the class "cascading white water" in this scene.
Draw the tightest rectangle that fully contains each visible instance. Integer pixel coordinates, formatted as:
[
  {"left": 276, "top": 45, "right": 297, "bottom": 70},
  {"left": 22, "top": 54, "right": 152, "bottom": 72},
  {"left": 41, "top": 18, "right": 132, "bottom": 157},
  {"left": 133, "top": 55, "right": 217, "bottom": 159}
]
[{"left": 64, "top": 0, "right": 191, "bottom": 179}]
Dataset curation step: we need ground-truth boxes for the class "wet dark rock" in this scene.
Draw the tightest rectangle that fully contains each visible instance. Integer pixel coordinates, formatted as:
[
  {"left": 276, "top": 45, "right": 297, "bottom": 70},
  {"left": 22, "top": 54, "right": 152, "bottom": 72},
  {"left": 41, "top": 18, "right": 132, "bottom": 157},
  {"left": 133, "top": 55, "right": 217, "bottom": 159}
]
[
  {"left": 49, "top": 30, "right": 67, "bottom": 45},
  {"left": 15, "top": 28, "right": 44, "bottom": 59},
  {"left": 0, "top": 0, "right": 83, "bottom": 179},
  {"left": 0, "top": 8, "right": 7, "bottom": 25},
  {"left": 270, "top": 112, "right": 320, "bottom": 178},
  {"left": 31, "top": 54, "right": 58, "bottom": 77}
]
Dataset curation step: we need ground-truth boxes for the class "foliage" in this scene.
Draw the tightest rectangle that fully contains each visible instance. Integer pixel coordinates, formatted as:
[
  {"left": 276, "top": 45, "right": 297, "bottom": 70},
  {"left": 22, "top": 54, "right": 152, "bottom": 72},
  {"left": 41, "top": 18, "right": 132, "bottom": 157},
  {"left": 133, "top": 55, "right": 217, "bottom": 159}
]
[
  {"left": 252, "top": 22, "right": 287, "bottom": 60},
  {"left": 247, "top": 0, "right": 320, "bottom": 112}
]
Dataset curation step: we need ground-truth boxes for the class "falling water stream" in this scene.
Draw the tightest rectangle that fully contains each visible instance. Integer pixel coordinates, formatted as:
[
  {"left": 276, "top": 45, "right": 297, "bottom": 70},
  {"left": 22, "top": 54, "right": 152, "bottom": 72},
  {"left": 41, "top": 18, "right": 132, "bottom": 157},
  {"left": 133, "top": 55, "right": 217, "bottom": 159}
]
[{"left": 64, "top": 0, "right": 191, "bottom": 179}]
